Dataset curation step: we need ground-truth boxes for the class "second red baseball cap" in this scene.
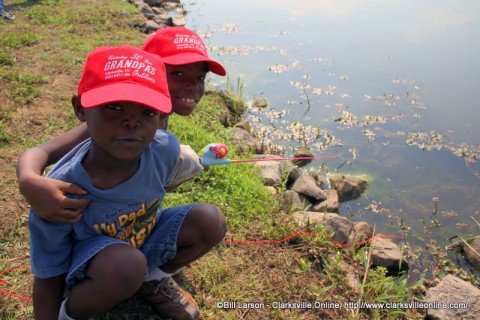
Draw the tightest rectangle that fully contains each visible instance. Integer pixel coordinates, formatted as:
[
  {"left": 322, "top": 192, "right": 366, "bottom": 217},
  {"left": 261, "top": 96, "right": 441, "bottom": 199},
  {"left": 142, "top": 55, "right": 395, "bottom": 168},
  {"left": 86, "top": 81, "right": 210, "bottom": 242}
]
[{"left": 142, "top": 27, "right": 226, "bottom": 76}]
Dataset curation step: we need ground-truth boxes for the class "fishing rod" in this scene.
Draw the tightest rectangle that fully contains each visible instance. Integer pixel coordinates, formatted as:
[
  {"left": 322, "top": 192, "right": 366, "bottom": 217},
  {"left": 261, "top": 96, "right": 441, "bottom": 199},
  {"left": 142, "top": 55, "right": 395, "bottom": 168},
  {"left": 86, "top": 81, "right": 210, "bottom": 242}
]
[{"left": 199, "top": 143, "right": 340, "bottom": 166}]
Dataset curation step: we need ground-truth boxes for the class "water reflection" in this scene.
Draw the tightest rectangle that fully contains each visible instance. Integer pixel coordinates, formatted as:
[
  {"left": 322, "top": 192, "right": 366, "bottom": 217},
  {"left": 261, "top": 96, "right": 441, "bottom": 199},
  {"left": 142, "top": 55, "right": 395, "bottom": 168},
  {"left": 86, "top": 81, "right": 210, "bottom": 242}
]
[{"left": 186, "top": 0, "right": 480, "bottom": 252}]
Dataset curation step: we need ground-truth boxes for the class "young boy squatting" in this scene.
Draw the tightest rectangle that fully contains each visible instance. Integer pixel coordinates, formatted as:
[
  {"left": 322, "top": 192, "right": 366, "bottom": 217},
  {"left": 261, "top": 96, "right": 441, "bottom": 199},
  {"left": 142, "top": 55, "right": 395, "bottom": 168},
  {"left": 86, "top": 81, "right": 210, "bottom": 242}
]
[{"left": 27, "top": 45, "right": 225, "bottom": 320}]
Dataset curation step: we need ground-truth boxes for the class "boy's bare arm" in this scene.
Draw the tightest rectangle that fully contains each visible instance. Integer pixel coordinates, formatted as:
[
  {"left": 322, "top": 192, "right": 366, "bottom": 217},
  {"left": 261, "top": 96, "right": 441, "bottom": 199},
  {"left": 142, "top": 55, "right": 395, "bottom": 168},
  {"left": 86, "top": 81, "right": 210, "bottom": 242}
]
[
  {"left": 165, "top": 144, "right": 204, "bottom": 191},
  {"left": 17, "top": 123, "right": 91, "bottom": 223}
]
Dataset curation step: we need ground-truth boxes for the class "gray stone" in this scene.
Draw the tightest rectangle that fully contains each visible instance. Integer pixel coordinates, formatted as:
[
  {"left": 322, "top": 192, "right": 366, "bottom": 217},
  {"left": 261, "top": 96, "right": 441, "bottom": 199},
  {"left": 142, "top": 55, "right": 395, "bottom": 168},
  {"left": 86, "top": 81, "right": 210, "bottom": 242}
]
[
  {"left": 460, "top": 236, "right": 480, "bottom": 273},
  {"left": 144, "top": 20, "right": 162, "bottom": 33},
  {"left": 351, "top": 221, "right": 373, "bottom": 244},
  {"left": 370, "top": 236, "right": 408, "bottom": 272},
  {"left": 426, "top": 275, "right": 480, "bottom": 320},
  {"left": 252, "top": 97, "right": 269, "bottom": 109},
  {"left": 283, "top": 190, "right": 311, "bottom": 211},
  {"left": 329, "top": 174, "right": 368, "bottom": 202},
  {"left": 254, "top": 160, "right": 282, "bottom": 186},
  {"left": 293, "top": 211, "right": 353, "bottom": 245},
  {"left": 291, "top": 175, "right": 327, "bottom": 201},
  {"left": 229, "top": 127, "right": 256, "bottom": 152},
  {"left": 312, "top": 189, "right": 339, "bottom": 213}
]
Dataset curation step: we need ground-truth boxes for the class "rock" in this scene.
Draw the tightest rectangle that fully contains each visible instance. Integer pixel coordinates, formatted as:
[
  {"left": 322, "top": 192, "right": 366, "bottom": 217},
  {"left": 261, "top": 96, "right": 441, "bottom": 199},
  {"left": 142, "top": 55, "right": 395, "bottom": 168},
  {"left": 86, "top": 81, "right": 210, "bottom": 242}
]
[
  {"left": 340, "top": 261, "right": 361, "bottom": 292},
  {"left": 139, "top": 3, "right": 155, "bottom": 19},
  {"left": 144, "top": 0, "right": 163, "bottom": 5},
  {"left": 172, "top": 15, "right": 186, "bottom": 26},
  {"left": 152, "top": 15, "right": 170, "bottom": 26},
  {"left": 151, "top": 7, "right": 166, "bottom": 15},
  {"left": 283, "top": 190, "right": 311, "bottom": 211},
  {"left": 293, "top": 211, "right": 353, "bottom": 245},
  {"left": 217, "top": 90, "right": 245, "bottom": 127},
  {"left": 252, "top": 97, "right": 269, "bottom": 109},
  {"left": 329, "top": 174, "right": 368, "bottom": 202},
  {"left": 144, "top": 19, "right": 163, "bottom": 33},
  {"left": 370, "top": 235, "right": 408, "bottom": 272},
  {"left": 460, "top": 236, "right": 480, "bottom": 273},
  {"left": 254, "top": 160, "right": 282, "bottom": 186},
  {"left": 234, "top": 120, "right": 251, "bottom": 132},
  {"left": 265, "top": 186, "right": 276, "bottom": 195},
  {"left": 290, "top": 175, "right": 327, "bottom": 201},
  {"left": 312, "top": 189, "right": 339, "bottom": 213},
  {"left": 426, "top": 275, "right": 480, "bottom": 320},
  {"left": 128, "top": 0, "right": 185, "bottom": 33},
  {"left": 162, "top": 0, "right": 182, "bottom": 9},
  {"left": 252, "top": 158, "right": 296, "bottom": 187},
  {"left": 447, "top": 236, "right": 480, "bottom": 273},
  {"left": 351, "top": 222, "right": 373, "bottom": 244},
  {"left": 274, "top": 160, "right": 301, "bottom": 188},
  {"left": 292, "top": 146, "right": 315, "bottom": 167},
  {"left": 307, "top": 169, "right": 321, "bottom": 182},
  {"left": 130, "top": 0, "right": 145, "bottom": 6},
  {"left": 153, "top": 11, "right": 170, "bottom": 20},
  {"left": 229, "top": 127, "right": 256, "bottom": 152},
  {"left": 218, "top": 88, "right": 245, "bottom": 116}
]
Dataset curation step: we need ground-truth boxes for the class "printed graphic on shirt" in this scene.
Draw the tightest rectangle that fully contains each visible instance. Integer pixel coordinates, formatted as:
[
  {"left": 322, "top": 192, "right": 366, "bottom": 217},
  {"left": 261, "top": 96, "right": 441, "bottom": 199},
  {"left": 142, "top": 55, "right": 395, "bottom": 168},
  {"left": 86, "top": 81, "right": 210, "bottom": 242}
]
[{"left": 93, "top": 198, "right": 161, "bottom": 248}]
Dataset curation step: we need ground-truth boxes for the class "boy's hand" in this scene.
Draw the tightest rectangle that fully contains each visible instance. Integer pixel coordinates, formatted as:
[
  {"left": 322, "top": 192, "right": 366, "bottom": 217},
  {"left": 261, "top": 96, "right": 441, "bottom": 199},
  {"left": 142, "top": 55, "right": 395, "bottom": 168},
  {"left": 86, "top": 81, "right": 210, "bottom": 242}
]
[{"left": 19, "top": 175, "right": 90, "bottom": 223}]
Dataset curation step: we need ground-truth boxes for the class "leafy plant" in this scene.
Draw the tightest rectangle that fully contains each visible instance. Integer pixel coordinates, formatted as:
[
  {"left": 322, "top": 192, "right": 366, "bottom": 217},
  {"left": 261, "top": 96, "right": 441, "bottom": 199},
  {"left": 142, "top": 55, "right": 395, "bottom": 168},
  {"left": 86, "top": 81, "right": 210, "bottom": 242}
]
[{"left": 295, "top": 258, "right": 312, "bottom": 273}]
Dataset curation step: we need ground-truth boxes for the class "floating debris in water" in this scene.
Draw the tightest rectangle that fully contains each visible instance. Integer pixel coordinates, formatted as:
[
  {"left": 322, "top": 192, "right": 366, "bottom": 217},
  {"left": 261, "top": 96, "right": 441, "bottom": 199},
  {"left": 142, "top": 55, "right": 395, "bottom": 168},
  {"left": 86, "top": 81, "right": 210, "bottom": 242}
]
[
  {"left": 218, "top": 23, "right": 238, "bottom": 34},
  {"left": 269, "top": 64, "right": 290, "bottom": 73},
  {"left": 406, "top": 132, "right": 479, "bottom": 162},
  {"left": 366, "top": 201, "right": 391, "bottom": 215},
  {"left": 362, "top": 129, "right": 376, "bottom": 141}
]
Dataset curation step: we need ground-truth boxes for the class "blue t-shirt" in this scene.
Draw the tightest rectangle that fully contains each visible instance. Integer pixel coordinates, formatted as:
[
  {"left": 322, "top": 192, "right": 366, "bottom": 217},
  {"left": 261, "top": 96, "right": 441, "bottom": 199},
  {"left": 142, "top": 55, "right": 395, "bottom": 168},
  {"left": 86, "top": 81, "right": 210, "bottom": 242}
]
[{"left": 28, "top": 130, "right": 180, "bottom": 278}]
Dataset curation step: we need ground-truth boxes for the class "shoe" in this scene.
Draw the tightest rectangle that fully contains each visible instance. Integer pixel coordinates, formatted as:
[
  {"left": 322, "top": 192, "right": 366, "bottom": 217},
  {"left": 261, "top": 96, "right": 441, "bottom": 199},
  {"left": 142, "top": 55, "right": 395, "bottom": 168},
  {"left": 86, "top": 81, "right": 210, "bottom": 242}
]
[
  {"left": 138, "top": 277, "right": 200, "bottom": 320},
  {"left": 1, "top": 10, "right": 15, "bottom": 21}
]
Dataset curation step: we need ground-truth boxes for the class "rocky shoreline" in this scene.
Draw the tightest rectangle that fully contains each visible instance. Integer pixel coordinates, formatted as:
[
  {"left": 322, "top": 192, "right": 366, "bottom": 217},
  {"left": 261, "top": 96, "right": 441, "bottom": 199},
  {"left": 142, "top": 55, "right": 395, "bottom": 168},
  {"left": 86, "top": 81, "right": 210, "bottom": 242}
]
[
  {"left": 208, "top": 88, "right": 480, "bottom": 320},
  {"left": 127, "top": 0, "right": 187, "bottom": 33}
]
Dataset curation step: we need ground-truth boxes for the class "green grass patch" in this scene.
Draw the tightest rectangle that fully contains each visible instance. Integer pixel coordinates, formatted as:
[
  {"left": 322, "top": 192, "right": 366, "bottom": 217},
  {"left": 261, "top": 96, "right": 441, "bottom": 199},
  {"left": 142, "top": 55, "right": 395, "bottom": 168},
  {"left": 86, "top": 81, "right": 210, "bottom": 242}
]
[{"left": 0, "top": 28, "right": 39, "bottom": 49}]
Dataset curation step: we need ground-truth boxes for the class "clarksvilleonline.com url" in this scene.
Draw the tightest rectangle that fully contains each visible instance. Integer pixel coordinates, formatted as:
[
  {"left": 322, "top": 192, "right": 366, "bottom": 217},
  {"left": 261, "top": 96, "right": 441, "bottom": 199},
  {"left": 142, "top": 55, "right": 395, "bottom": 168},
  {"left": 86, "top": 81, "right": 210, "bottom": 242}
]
[{"left": 216, "top": 300, "right": 470, "bottom": 310}]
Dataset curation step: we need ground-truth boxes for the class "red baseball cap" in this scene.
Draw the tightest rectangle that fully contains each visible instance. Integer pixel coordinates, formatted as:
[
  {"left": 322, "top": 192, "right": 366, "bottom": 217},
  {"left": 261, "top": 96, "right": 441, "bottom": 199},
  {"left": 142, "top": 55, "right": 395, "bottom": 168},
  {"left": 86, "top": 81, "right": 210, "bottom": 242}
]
[
  {"left": 77, "top": 45, "right": 172, "bottom": 113},
  {"left": 142, "top": 27, "right": 226, "bottom": 76}
]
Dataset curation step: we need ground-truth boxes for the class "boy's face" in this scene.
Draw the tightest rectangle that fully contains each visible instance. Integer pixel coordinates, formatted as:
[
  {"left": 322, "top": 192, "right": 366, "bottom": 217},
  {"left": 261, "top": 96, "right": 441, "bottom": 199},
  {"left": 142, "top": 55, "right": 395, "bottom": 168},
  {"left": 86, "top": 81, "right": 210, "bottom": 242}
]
[
  {"left": 165, "top": 62, "right": 208, "bottom": 116},
  {"left": 74, "top": 98, "right": 163, "bottom": 162}
]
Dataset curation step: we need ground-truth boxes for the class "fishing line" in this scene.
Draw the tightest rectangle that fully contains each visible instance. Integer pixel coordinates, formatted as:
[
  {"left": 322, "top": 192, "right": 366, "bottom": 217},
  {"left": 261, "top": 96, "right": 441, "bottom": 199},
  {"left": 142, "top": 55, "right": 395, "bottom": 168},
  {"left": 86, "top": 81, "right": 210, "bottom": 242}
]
[
  {"left": 223, "top": 230, "right": 405, "bottom": 247},
  {"left": 0, "top": 265, "right": 32, "bottom": 303},
  {"left": 1, "top": 232, "right": 404, "bottom": 304},
  {"left": 200, "top": 143, "right": 340, "bottom": 167}
]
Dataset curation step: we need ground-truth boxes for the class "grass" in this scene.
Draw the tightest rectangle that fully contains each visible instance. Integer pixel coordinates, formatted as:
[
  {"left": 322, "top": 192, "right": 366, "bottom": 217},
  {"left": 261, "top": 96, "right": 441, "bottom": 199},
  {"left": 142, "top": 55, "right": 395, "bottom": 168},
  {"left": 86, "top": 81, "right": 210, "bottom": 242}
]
[{"left": 0, "top": 1, "right": 427, "bottom": 319}]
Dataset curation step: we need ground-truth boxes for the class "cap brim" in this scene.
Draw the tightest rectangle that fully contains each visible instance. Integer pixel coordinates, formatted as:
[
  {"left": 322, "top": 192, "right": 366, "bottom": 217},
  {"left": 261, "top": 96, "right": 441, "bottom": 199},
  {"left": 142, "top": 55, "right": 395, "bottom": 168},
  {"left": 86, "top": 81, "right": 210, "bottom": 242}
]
[
  {"left": 81, "top": 83, "right": 172, "bottom": 113},
  {"left": 161, "top": 52, "right": 226, "bottom": 76}
]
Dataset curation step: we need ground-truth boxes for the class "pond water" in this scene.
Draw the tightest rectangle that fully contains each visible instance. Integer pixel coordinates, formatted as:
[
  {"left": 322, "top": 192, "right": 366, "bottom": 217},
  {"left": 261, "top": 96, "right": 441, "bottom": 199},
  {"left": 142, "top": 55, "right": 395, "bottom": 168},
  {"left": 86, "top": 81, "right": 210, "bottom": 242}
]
[{"left": 183, "top": 0, "right": 480, "bottom": 255}]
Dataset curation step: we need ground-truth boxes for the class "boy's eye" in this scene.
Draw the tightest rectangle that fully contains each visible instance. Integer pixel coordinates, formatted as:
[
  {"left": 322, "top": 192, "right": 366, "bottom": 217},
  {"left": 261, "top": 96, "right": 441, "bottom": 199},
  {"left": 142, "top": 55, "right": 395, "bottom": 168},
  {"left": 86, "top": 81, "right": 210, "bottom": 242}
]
[
  {"left": 172, "top": 71, "right": 184, "bottom": 77},
  {"left": 144, "top": 110, "right": 159, "bottom": 117},
  {"left": 106, "top": 104, "right": 122, "bottom": 111}
]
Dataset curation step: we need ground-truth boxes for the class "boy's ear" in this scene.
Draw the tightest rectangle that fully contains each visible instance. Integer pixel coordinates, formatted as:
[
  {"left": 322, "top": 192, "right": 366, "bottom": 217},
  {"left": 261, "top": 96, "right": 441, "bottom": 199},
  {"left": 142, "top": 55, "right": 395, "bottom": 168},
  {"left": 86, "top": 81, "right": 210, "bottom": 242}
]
[{"left": 72, "top": 95, "right": 86, "bottom": 122}]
